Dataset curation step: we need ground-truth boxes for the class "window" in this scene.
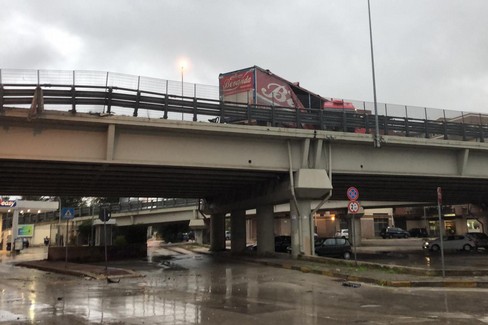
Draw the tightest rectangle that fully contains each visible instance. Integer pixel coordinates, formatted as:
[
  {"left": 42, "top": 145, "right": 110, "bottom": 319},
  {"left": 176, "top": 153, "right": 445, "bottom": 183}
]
[
  {"left": 467, "top": 219, "right": 483, "bottom": 233},
  {"left": 324, "top": 238, "right": 336, "bottom": 246}
]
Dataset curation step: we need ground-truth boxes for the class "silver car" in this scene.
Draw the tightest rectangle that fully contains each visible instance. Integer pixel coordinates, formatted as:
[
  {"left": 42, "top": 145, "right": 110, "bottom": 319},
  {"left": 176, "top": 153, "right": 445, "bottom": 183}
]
[
  {"left": 465, "top": 233, "right": 488, "bottom": 249},
  {"left": 423, "top": 235, "right": 477, "bottom": 251}
]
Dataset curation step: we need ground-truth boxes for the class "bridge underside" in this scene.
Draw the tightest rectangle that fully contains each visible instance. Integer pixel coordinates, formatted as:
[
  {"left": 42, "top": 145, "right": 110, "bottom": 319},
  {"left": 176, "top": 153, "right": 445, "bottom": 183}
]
[
  {"left": 1, "top": 158, "right": 487, "bottom": 205},
  {"left": 1, "top": 109, "right": 488, "bottom": 207}
]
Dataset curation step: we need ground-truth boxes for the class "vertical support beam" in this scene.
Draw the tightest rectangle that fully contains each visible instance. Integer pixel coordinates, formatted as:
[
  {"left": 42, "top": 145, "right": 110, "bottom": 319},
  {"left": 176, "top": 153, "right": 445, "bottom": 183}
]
[
  {"left": 313, "top": 139, "right": 323, "bottom": 169},
  {"left": 230, "top": 209, "right": 246, "bottom": 253},
  {"left": 106, "top": 124, "right": 116, "bottom": 161},
  {"left": 458, "top": 148, "right": 469, "bottom": 176},
  {"left": 301, "top": 139, "right": 311, "bottom": 168},
  {"left": 256, "top": 205, "right": 274, "bottom": 255},
  {"left": 210, "top": 213, "right": 226, "bottom": 251}
]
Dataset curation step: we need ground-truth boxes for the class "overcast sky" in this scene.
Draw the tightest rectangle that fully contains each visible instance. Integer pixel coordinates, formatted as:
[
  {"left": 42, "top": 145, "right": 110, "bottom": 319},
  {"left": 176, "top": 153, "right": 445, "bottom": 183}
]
[{"left": 2, "top": 0, "right": 488, "bottom": 114}]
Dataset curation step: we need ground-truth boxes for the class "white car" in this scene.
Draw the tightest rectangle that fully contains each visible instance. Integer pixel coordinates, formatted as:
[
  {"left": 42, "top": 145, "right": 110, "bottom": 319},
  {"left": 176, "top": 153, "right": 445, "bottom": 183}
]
[
  {"left": 423, "top": 235, "right": 477, "bottom": 251},
  {"left": 335, "top": 229, "right": 349, "bottom": 239}
]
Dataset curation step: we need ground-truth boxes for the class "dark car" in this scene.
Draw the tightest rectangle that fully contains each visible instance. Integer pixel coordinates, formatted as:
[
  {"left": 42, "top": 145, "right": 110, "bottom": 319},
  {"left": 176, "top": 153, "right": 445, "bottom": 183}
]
[
  {"left": 380, "top": 227, "right": 410, "bottom": 239},
  {"left": 315, "top": 237, "right": 352, "bottom": 259},
  {"left": 246, "top": 236, "right": 292, "bottom": 253},
  {"left": 274, "top": 235, "right": 291, "bottom": 253},
  {"left": 409, "top": 228, "right": 428, "bottom": 238}
]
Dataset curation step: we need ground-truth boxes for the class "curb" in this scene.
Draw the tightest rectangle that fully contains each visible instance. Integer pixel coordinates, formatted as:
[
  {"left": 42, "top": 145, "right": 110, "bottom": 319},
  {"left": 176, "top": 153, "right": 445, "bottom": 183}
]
[
  {"left": 16, "top": 261, "right": 143, "bottom": 280},
  {"left": 187, "top": 248, "right": 488, "bottom": 288},
  {"left": 256, "top": 260, "right": 488, "bottom": 288}
]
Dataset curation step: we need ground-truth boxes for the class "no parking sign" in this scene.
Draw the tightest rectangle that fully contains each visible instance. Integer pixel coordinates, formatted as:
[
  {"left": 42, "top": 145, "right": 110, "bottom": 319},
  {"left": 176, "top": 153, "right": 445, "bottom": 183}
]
[{"left": 346, "top": 187, "right": 359, "bottom": 201}]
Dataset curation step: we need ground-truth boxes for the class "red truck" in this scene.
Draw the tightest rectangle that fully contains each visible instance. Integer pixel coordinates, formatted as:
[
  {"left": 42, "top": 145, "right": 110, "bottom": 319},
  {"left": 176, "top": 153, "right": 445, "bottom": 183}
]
[{"left": 219, "top": 66, "right": 366, "bottom": 132}]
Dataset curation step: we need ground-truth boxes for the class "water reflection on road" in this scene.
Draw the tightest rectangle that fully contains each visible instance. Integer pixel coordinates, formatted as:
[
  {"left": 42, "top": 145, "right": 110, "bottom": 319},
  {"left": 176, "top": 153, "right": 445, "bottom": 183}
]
[{"left": 1, "top": 247, "right": 488, "bottom": 324}]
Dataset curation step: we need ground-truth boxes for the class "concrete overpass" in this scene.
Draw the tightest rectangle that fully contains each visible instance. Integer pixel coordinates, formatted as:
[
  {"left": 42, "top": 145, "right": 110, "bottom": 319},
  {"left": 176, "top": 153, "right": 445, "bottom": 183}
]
[{"left": 2, "top": 70, "right": 488, "bottom": 257}]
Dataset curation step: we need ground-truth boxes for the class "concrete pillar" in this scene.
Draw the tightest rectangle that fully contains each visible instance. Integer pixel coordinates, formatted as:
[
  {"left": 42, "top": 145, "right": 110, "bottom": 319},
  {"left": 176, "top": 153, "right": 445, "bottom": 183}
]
[
  {"left": 11, "top": 210, "right": 19, "bottom": 250},
  {"left": 290, "top": 199, "right": 313, "bottom": 257},
  {"left": 210, "top": 213, "right": 226, "bottom": 251},
  {"left": 230, "top": 209, "right": 246, "bottom": 253},
  {"left": 290, "top": 202, "right": 300, "bottom": 258},
  {"left": 256, "top": 205, "right": 274, "bottom": 255},
  {"left": 298, "top": 200, "right": 313, "bottom": 256}
]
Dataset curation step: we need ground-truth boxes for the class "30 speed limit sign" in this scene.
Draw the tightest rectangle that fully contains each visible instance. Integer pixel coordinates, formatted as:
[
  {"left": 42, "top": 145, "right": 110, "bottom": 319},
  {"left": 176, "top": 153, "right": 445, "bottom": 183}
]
[{"left": 347, "top": 201, "right": 360, "bottom": 214}]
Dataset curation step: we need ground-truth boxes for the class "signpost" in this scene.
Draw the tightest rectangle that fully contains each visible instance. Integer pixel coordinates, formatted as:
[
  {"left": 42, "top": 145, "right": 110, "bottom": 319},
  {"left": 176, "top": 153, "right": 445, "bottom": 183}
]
[
  {"left": 347, "top": 187, "right": 360, "bottom": 265},
  {"left": 99, "top": 206, "right": 111, "bottom": 274},
  {"left": 437, "top": 187, "right": 446, "bottom": 277},
  {"left": 61, "top": 207, "right": 75, "bottom": 268}
]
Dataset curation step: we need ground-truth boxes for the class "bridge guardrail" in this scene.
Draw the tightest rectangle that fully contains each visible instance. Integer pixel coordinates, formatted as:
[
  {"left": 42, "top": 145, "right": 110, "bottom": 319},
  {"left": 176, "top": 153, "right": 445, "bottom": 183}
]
[
  {"left": 1, "top": 69, "right": 487, "bottom": 142},
  {"left": 1, "top": 199, "right": 200, "bottom": 227}
]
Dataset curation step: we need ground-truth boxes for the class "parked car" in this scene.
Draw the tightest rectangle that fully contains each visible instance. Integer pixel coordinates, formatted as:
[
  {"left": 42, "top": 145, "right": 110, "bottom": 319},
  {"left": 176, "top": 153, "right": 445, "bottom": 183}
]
[
  {"left": 380, "top": 227, "right": 410, "bottom": 239},
  {"left": 315, "top": 237, "right": 352, "bottom": 259},
  {"left": 245, "top": 236, "right": 292, "bottom": 253},
  {"left": 408, "top": 228, "right": 428, "bottom": 238},
  {"left": 422, "top": 235, "right": 477, "bottom": 251},
  {"left": 274, "top": 235, "right": 291, "bottom": 253},
  {"left": 335, "top": 229, "right": 349, "bottom": 239},
  {"left": 465, "top": 233, "right": 488, "bottom": 249}
]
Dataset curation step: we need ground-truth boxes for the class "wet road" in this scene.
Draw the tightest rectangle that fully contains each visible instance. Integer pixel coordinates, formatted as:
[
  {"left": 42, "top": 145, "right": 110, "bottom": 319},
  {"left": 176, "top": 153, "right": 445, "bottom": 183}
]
[{"left": 1, "top": 248, "right": 488, "bottom": 324}]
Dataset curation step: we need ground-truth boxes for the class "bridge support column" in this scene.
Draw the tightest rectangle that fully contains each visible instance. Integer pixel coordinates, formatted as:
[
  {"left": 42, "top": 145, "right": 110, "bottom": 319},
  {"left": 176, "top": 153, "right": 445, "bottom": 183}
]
[
  {"left": 210, "top": 213, "right": 226, "bottom": 251},
  {"left": 230, "top": 209, "right": 246, "bottom": 254},
  {"left": 290, "top": 199, "right": 313, "bottom": 257},
  {"left": 256, "top": 205, "right": 274, "bottom": 255}
]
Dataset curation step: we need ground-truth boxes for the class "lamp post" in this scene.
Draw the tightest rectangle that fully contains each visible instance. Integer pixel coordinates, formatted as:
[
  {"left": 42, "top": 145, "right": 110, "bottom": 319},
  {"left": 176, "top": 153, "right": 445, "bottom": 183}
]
[
  {"left": 181, "top": 65, "right": 184, "bottom": 120},
  {"left": 367, "top": 0, "right": 380, "bottom": 148}
]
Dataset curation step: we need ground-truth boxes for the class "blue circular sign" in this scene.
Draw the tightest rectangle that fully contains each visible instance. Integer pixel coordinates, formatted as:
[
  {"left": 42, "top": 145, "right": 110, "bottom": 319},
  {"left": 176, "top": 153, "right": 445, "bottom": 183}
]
[{"left": 347, "top": 187, "right": 359, "bottom": 201}]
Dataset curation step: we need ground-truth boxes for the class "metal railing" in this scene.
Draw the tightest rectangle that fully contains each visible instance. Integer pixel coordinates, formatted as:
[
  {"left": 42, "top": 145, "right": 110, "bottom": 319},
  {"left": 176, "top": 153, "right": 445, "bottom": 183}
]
[{"left": 1, "top": 69, "right": 488, "bottom": 141}]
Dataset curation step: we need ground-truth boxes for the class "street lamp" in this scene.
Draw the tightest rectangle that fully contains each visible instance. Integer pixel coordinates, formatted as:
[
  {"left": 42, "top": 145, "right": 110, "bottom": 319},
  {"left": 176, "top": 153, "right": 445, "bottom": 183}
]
[
  {"left": 181, "top": 65, "right": 184, "bottom": 120},
  {"left": 367, "top": 0, "right": 380, "bottom": 148}
]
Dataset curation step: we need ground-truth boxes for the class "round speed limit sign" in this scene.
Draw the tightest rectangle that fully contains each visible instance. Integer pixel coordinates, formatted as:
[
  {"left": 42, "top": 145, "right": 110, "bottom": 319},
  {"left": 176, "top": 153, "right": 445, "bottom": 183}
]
[{"left": 347, "top": 201, "right": 360, "bottom": 214}]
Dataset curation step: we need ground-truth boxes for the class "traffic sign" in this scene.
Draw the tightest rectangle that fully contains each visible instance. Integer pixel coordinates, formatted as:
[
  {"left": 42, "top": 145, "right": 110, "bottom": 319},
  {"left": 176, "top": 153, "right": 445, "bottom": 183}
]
[
  {"left": 347, "top": 201, "right": 360, "bottom": 214},
  {"left": 346, "top": 187, "right": 359, "bottom": 201},
  {"left": 99, "top": 208, "right": 111, "bottom": 222},
  {"left": 61, "top": 207, "right": 75, "bottom": 220}
]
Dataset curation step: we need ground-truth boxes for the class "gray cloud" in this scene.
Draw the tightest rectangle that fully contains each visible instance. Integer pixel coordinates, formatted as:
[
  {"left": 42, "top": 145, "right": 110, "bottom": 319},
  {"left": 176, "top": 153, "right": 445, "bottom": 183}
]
[{"left": 2, "top": 0, "right": 488, "bottom": 113}]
